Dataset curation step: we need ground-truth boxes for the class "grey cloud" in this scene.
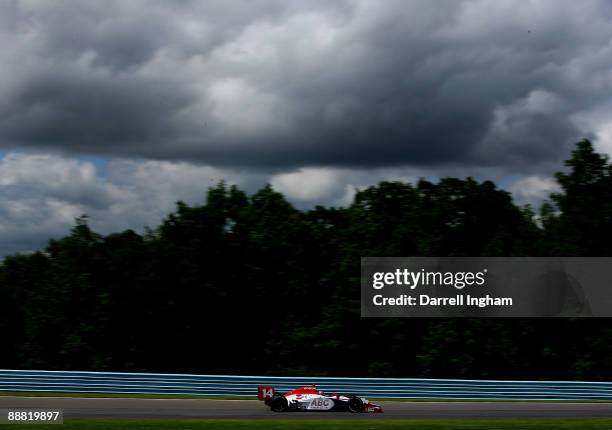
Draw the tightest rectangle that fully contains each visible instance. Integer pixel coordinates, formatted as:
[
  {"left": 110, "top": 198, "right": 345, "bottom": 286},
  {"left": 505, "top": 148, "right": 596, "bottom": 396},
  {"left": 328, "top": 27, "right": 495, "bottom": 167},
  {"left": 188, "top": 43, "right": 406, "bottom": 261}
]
[
  {"left": 0, "top": 152, "right": 269, "bottom": 256},
  {"left": 0, "top": 150, "right": 528, "bottom": 257},
  {"left": 1, "top": 0, "right": 612, "bottom": 172},
  {"left": 509, "top": 175, "right": 560, "bottom": 208},
  {"left": 4, "top": 69, "right": 194, "bottom": 151}
]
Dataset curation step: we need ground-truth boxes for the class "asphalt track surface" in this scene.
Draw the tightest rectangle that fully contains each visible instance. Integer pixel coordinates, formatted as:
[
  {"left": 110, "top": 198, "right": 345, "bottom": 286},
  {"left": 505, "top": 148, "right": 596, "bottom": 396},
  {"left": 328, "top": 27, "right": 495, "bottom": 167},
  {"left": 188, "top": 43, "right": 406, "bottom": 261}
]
[{"left": 2, "top": 397, "right": 612, "bottom": 419}]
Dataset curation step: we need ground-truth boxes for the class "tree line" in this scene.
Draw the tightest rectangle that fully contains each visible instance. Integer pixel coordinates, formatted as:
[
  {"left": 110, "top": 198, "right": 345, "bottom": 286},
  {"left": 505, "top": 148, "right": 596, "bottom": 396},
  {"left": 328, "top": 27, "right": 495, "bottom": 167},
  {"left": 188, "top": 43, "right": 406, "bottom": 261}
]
[{"left": 1, "top": 139, "right": 612, "bottom": 379}]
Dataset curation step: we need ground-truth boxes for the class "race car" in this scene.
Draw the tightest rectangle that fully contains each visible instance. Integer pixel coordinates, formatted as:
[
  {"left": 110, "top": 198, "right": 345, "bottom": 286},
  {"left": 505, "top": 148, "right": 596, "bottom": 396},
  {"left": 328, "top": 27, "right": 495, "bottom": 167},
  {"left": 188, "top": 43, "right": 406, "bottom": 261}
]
[{"left": 257, "top": 384, "right": 383, "bottom": 413}]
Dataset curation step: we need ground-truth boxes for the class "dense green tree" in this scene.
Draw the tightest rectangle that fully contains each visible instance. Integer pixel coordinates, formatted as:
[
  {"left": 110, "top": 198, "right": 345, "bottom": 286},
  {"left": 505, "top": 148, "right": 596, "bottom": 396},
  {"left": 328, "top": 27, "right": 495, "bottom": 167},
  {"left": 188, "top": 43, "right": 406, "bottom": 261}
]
[
  {"left": 1, "top": 140, "right": 612, "bottom": 379},
  {"left": 544, "top": 139, "right": 612, "bottom": 255}
]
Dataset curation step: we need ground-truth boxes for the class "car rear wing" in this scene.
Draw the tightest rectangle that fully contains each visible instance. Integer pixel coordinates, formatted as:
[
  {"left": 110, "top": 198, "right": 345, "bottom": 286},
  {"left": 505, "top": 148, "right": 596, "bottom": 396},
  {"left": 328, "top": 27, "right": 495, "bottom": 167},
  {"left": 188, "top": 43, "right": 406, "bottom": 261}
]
[{"left": 257, "top": 385, "right": 276, "bottom": 401}]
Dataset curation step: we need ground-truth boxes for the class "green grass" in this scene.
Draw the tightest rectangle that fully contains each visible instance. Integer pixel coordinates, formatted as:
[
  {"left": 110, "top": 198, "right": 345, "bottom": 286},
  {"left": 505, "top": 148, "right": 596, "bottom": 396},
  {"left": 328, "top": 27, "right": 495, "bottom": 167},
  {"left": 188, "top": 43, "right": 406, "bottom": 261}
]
[{"left": 5, "top": 418, "right": 612, "bottom": 430}]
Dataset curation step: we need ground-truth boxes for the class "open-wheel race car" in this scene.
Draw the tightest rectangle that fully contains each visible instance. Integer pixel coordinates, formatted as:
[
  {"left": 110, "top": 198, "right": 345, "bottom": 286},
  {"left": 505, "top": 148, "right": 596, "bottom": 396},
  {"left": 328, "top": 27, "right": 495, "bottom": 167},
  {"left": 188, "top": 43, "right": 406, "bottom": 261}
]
[{"left": 257, "top": 384, "right": 383, "bottom": 413}]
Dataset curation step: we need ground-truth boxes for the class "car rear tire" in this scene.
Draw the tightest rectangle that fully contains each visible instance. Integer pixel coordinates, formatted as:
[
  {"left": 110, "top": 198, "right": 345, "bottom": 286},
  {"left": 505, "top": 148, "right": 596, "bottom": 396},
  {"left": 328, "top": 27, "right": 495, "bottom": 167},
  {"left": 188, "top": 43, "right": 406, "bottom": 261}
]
[
  {"left": 347, "top": 395, "right": 365, "bottom": 413},
  {"left": 270, "top": 394, "right": 289, "bottom": 412}
]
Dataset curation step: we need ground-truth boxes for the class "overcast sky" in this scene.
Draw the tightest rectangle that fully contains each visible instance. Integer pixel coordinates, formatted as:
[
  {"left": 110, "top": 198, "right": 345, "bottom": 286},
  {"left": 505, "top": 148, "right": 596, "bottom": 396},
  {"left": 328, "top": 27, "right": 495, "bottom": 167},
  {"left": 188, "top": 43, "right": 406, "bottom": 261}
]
[{"left": 2, "top": 0, "right": 612, "bottom": 255}]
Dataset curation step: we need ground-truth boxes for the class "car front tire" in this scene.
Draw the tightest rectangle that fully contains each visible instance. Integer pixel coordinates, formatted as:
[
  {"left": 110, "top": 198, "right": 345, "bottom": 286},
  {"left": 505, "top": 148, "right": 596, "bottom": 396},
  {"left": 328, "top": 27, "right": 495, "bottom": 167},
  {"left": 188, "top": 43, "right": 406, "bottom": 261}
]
[{"left": 347, "top": 395, "right": 365, "bottom": 413}]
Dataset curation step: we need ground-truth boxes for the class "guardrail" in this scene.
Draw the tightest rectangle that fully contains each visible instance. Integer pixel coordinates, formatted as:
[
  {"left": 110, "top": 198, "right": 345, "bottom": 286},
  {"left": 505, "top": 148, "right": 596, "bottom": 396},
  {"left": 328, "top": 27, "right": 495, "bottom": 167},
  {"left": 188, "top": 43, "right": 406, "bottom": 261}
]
[{"left": 1, "top": 369, "right": 612, "bottom": 400}]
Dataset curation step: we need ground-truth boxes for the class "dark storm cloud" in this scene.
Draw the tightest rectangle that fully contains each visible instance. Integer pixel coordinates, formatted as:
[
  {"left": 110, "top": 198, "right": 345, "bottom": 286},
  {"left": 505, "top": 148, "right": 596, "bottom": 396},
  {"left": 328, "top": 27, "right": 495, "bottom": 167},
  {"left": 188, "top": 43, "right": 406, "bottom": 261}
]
[
  {"left": 1, "top": 0, "right": 612, "bottom": 171},
  {"left": 5, "top": 70, "right": 194, "bottom": 150}
]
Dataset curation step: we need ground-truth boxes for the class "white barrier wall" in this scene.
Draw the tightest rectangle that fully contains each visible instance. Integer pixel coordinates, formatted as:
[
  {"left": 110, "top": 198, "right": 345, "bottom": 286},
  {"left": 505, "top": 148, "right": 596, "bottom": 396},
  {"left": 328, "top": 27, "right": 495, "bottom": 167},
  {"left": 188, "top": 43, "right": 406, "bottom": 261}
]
[{"left": 1, "top": 369, "right": 612, "bottom": 400}]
